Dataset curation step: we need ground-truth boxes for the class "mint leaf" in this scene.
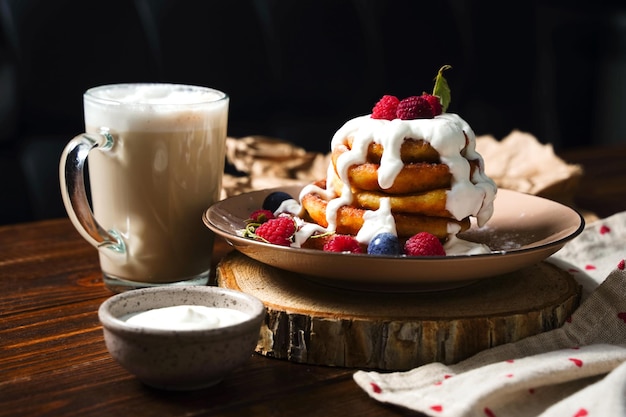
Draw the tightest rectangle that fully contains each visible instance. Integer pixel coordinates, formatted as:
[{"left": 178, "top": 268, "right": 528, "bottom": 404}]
[{"left": 432, "top": 65, "right": 452, "bottom": 112}]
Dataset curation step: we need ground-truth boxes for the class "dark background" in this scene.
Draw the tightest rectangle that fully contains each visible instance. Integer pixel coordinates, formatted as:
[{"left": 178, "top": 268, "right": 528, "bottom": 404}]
[{"left": 1, "top": 0, "right": 625, "bottom": 225}]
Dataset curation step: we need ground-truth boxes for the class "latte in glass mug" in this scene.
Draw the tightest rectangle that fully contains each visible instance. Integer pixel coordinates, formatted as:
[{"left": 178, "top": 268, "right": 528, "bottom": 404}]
[{"left": 60, "top": 84, "right": 229, "bottom": 292}]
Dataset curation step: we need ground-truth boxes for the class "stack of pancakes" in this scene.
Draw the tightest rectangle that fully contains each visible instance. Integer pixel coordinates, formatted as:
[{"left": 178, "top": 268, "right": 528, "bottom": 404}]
[{"left": 301, "top": 134, "right": 478, "bottom": 241}]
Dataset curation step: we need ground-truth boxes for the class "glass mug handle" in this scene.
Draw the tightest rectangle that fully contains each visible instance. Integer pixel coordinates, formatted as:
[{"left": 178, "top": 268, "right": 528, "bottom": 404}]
[{"left": 59, "top": 131, "right": 126, "bottom": 255}]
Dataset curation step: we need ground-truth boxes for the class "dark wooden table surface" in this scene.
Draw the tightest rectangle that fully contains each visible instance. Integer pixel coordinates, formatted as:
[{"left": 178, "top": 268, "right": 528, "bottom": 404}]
[{"left": 1, "top": 144, "right": 625, "bottom": 417}]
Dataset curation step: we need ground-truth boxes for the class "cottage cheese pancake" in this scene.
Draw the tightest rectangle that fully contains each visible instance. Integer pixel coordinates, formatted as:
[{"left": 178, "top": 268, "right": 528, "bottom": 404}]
[{"left": 244, "top": 67, "right": 496, "bottom": 257}]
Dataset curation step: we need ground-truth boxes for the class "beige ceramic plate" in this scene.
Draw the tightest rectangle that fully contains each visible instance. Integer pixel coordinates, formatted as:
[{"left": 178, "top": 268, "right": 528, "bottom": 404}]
[{"left": 203, "top": 186, "right": 584, "bottom": 291}]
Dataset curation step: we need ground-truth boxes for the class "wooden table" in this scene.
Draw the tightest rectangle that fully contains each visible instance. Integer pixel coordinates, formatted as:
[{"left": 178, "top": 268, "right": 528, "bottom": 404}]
[{"left": 2, "top": 144, "right": 625, "bottom": 417}]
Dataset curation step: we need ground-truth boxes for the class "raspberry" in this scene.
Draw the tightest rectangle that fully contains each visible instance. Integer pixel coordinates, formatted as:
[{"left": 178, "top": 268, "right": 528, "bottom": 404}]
[
  {"left": 422, "top": 94, "right": 443, "bottom": 116},
  {"left": 367, "top": 233, "right": 400, "bottom": 256},
  {"left": 247, "top": 209, "right": 274, "bottom": 224},
  {"left": 254, "top": 216, "right": 296, "bottom": 246},
  {"left": 371, "top": 95, "right": 399, "bottom": 120},
  {"left": 323, "top": 235, "right": 363, "bottom": 254},
  {"left": 396, "top": 96, "right": 434, "bottom": 120},
  {"left": 404, "top": 232, "right": 446, "bottom": 256}
]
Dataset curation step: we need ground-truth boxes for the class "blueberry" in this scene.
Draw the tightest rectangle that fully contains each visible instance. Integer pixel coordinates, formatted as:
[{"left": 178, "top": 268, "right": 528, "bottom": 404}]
[
  {"left": 367, "top": 233, "right": 400, "bottom": 256},
  {"left": 262, "top": 191, "right": 293, "bottom": 213}
]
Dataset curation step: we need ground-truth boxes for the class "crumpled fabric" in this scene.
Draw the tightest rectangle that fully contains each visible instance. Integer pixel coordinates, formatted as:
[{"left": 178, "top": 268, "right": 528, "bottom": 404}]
[
  {"left": 475, "top": 131, "right": 583, "bottom": 207},
  {"left": 220, "top": 132, "right": 583, "bottom": 214},
  {"left": 221, "top": 135, "right": 329, "bottom": 199}
]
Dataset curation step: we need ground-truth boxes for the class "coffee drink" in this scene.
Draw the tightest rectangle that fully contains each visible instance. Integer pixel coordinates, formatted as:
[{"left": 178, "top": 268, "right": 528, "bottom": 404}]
[{"left": 61, "top": 84, "right": 228, "bottom": 291}]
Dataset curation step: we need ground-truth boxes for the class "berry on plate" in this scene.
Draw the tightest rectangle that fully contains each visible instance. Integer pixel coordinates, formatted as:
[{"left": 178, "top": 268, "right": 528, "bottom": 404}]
[
  {"left": 262, "top": 191, "right": 293, "bottom": 213},
  {"left": 404, "top": 232, "right": 446, "bottom": 257},
  {"left": 371, "top": 95, "right": 399, "bottom": 120},
  {"left": 396, "top": 95, "right": 434, "bottom": 120},
  {"left": 254, "top": 216, "right": 296, "bottom": 246},
  {"left": 323, "top": 235, "right": 363, "bottom": 254},
  {"left": 370, "top": 65, "right": 451, "bottom": 121},
  {"left": 367, "top": 233, "right": 400, "bottom": 256},
  {"left": 247, "top": 209, "right": 274, "bottom": 224},
  {"left": 421, "top": 94, "right": 442, "bottom": 117}
]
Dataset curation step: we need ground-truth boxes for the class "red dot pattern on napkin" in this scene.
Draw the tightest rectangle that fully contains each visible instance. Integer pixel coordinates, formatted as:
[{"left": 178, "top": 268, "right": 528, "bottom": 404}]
[
  {"left": 401, "top": 226, "right": 621, "bottom": 417},
  {"left": 434, "top": 374, "right": 453, "bottom": 386},
  {"left": 374, "top": 228, "right": 624, "bottom": 417},
  {"left": 569, "top": 358, "right": 583, "bottom": 367},
  {"left": 478, "top": 357, "right": 585, "bottom": 417}
]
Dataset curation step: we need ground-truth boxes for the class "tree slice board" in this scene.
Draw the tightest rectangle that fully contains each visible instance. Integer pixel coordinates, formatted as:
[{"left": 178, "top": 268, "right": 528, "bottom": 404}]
[{"left": 217, "top": 251, "right": 581, "bottom": 371}]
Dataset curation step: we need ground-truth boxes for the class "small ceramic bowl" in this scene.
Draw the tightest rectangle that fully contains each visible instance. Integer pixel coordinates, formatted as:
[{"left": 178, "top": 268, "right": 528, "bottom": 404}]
[{"left": 98, "top": 285, "right": 265, "bottom": 390}]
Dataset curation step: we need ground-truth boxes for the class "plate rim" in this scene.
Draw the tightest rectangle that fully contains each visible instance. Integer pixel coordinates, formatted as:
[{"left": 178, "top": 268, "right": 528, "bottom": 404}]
[{"left": 202, "top": 186, "right": 585, "bottom": 290}]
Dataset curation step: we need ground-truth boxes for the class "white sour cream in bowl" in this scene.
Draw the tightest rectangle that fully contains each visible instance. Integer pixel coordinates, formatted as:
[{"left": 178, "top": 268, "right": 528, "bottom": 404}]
[{"left": 124, "top": 305, "right": 250, "bottom": 331}]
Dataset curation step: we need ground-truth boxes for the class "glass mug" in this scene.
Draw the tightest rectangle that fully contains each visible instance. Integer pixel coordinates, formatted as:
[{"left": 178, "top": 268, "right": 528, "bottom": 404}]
[{"left": 60, "top": 83, "right": 229, "bottom": 292}]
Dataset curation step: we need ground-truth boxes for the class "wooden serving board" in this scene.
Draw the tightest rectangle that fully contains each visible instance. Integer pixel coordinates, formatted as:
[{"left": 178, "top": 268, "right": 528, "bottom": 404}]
[{"left": 217, "top": 251, "right": 581, "bottom": 371}]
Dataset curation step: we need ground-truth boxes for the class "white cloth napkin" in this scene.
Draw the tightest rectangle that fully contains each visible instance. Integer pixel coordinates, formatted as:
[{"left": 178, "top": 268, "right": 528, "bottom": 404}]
[{"left": 354, "top": 212, "right": 626, "bottom": 417}]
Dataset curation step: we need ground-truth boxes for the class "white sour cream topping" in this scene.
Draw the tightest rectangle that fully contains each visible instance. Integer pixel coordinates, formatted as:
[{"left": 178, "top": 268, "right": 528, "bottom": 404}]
[
  {"left": 444, "top": 234, "right": 491, "bottom": 255},
  {"left": 275, "top": 198, "right": 303, "bottom": 217},
  {"left": 319, "top": 113, "right": 497, "bottom": 234},
  {"left": 124, "top": 305, "right": 249, "bottom": 331},
  {"left": 292, "top": 217, "right": 327, "bottom": 248},
  {"left": 356, "top": 197, "right": 396, "bottom": 244},
  {"left": 272, "top": 112, "right": 499, "bottom": 255}
]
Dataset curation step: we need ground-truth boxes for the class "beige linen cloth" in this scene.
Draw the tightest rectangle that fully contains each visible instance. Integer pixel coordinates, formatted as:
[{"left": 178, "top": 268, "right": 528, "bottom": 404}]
[
  {"left": 221, "top": 130, "right": 585, "bottom": 213},
  {"left": 224, "top": 131, "right": 625, "bottom": 416}
]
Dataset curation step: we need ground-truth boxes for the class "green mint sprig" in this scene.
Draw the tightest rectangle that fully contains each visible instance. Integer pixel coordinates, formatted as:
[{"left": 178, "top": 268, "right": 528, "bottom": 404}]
[{"left": 432, "top": 65, "right": 452, "bottom": 113}]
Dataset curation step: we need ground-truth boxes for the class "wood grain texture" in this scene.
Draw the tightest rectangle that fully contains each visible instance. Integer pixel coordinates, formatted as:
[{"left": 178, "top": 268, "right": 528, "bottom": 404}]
[
  {"left": 218, "top": 252, "right": 581, "bottom": 370},
  {"left": 0, "top": 219, "right": 404, "bottom": 417}
]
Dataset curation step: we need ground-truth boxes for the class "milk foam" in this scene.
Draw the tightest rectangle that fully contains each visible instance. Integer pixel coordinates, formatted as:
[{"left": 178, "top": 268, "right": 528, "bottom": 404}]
[{"left": 85, "top": 84, "right": 228, "bottom": 132}]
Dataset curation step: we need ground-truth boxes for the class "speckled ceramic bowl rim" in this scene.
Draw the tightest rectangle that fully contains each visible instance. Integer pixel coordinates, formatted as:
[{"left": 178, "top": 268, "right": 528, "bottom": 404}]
[{"left": 98, "top": 286, "right": 266, "bottom": 337}]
